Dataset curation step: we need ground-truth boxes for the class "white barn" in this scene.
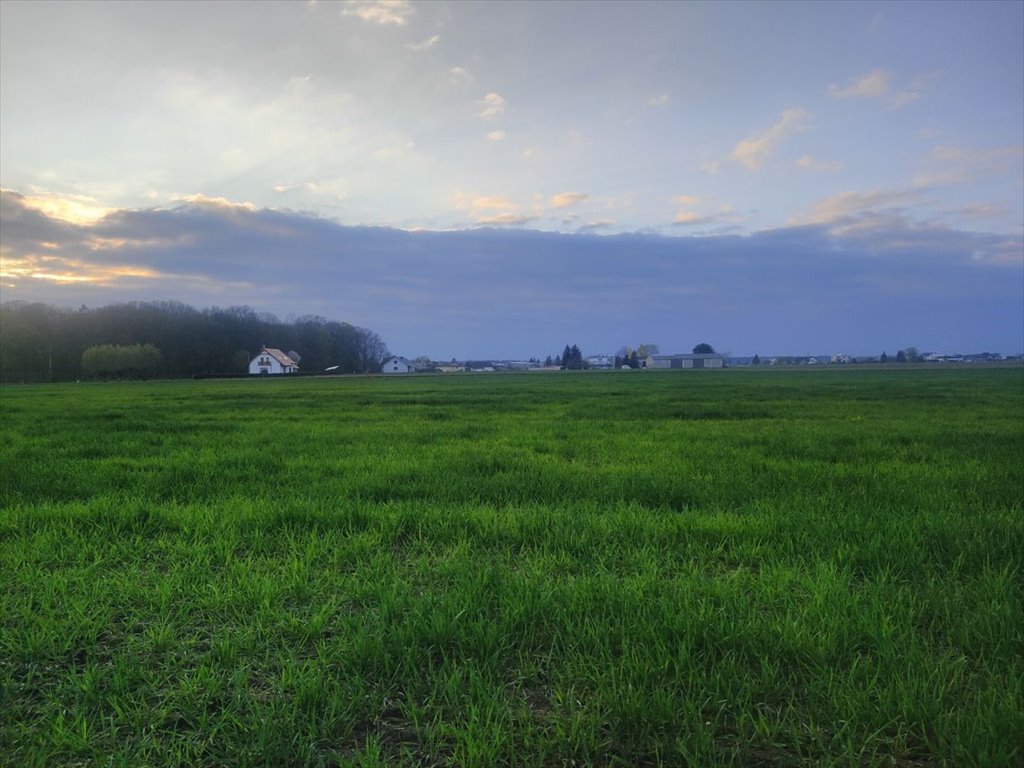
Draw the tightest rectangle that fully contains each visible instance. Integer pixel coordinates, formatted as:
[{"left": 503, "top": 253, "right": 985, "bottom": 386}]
[
  {"left": 382, "top": 356, "right": 416, "bottom": 374},
  {"left": 249, "top": 347, "right": 300, "bottom": 375}
]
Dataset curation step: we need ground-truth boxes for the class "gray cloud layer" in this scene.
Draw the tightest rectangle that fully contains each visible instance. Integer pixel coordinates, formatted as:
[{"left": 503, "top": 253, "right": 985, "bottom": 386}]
[{"left": 2, "top": 190, "right": 1021, "bottom": 358}]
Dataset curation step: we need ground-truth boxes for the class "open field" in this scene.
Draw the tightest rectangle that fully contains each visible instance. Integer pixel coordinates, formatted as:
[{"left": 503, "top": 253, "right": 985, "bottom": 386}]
[{"left": 2, "top": 368, "right": 1022, "bottom": 766}]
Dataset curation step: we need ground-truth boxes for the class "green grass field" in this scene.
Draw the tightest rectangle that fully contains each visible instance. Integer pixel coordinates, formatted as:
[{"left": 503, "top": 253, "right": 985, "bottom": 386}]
[{"left": 2, "top": 368, "right": 1022, "bottom": 766}]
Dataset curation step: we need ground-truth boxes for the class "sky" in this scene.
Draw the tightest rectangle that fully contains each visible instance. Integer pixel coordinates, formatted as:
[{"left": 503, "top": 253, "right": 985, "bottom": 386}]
[{"left": 1, "top": 0, "right": 1022, "bottom": 359}]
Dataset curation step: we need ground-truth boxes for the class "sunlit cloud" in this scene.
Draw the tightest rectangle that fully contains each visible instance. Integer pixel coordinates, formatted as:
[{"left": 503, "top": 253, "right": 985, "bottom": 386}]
[
  {"left": 828, "top": 69, "right": 924, "bottom": 109},
  {"left": 479, "top": 92, "right": 506, "bottom": 119},
  {"left": 485, "top": 130, "right": 506, "bottom": 142},
  {"left": 481, "top": 92, "right": 509, "bottom": 118},
  {"left": 648, "top": 94, "right": 670, "bottom": 107},
  {"left": 796, "top": 154, "right": 845, "bottom": 172},
  {"left": 672, "top": 195, "right": 703, "bottom": 206},
  {"left": 790, "top": 188, "right": 926, "bottom": 227},
  {"left": 449, "top": 66, "right": 473, "bottom": 84},
  {"left": 829, "top": 69, "right": 892, "bottom": 99},
  {"left": 172, "top": 194, "right": 256, "bottom": 211},
  {"left": 577, "top": 219, "right": 615, "bottom": 233},
  {"left": 672, "top": 211, "right": 715, "bottom": 226},
  {"left": 476, "top": 212, "right": 537, "bottom": 226},
  {"left": 915, "top": 145, "right": 1024, "bottom": 186},
  {"left": 0, "top": 253, "right": 163, "bottom": 284},
  {"left": 729, "top": 108, "right": 808, "bottom": 170},
  {"left": 341, "top": 0, "right": 413, "bottom": 26},
  {"left": 467, "top": 196, "right": 516, "bottom": 212},
  {"left": 12, "top": 189, "right": 115, "bottom": 226},
  {"left": 888, "top": 90, "right": 923, "bottom": 109},
  {"left": 407, "top": 34, "right": 440, "bottom": 51},
  {"left": 550, "top": 192, "right": 589, "bottom": 209}
]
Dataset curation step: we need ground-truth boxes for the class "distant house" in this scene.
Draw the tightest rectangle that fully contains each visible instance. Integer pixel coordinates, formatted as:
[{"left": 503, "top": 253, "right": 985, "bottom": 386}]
[
  {"left": 249, "top": 347, "right": 299, "bottom": 375},
  {"left": 382, "top": 356, "right": 416, "bottom": 374},
  {"left": 645, "top": 353, "right": 725, "bottom": 370}
]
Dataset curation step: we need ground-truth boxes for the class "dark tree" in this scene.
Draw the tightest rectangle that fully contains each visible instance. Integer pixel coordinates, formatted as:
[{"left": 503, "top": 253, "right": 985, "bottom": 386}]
[
  {"left": 752, "top": 354, "right": 760, "bottom": 366},
  {"left": 896, "top": 350, "right": 906, "bottom": 363},
  {"left": 693, "top": 343, "right": 715, "bottom": 354},
  {"left": 881, "top": 352, "right": 888, "bottom": 363},
  {"left": 0, "top": 300, "right": 389, "bottom": 382}
]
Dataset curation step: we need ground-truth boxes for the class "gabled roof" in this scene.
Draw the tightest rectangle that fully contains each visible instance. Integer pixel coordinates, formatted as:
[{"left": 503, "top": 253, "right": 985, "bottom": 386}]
[
  {"left": 385, "top": 356, "right": 414, "bottom": 366},
  {"left": 262, "top": 347, "right": 299, "bottom": 367}
]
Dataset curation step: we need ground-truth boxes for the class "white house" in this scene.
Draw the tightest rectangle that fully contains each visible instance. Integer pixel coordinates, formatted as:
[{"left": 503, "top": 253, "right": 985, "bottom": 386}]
[
  {"left": 249, "top": 347, "right": 300, "bottom": 375},
  {"left": 382, "top": 356, "right": 416, "bottom": 374},
  {"left": 645, "top": 353, "right": 724, "bottom": 370}
]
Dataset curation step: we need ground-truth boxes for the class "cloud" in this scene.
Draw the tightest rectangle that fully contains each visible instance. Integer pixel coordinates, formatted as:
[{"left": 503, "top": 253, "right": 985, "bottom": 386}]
[
  {"left": 829, "top": 69, "right": 892, "bottom": 99},
  {"left": 550, "top": 192, "right": 589, "bottom": 209},
  {"left": 172, "top": 194, "right": 257, "bottom": 212},
  {"left": 951, "top": 203, "right": 1012, "bottom": 220},
  {"left": 700, "top": 160, "right": 720, "bottom": 175},
  {"left": 828, "top": 69, "right": 925, "bottom": 109},
  {"left": 3, "top": 188, "right": 1020, "bottom": 357},
  {"left": 672, "top": 195, "right": 703, "bottom": 206},
  {"left": 10, "top": 188, "right": 116, "bottom": 226},
  {"left": 476, "top": 212, "right": 536, "bottom": 226},
  {"left": 888, "top": 90, "right": 923, "bottom": 109},
  {"left": 796, "top": 154, "right": 845, "bottom": 172},
  {"left": 915, "top": 144, "right": 1024, "bottom": 186},
  {"left": 449, "top": 66, "right": 473, "bottom": 84},
  {"left": 577, "top": 219, "right": 615, "bottom": 233},
  {"left": 407, "top": 34, "right": 440, "bottom": 51},
  {"left": 792, "top": 188, "right": 925, "bottom": 226},
  {"left": 341, "top": 0, "right": 413, "bottom": 25},
  {"left": 485, "top": 130, "right": 506, "bottom": 142},
  {"left": 479, "top": 92, "right": 506, "bottom": 119},
  {"left": 729, "top": 108, "right": 808, "bottom": 170},
  {"left": 465, "top": 196, "right": 516, "bottom": 212},
  {"left": 648, "top": 94, "right": 670, "bottom": 107},
  {"left": 672, "top": 211, "right": 715, "bottom": 226}
]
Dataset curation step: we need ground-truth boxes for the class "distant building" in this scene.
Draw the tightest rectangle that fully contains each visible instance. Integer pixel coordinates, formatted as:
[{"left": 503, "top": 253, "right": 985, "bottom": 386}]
[
  {"left": 645, "top": 353, "right": 725, "bottom": 370},
  {"left": 587, "top": 355, "right": 615, "bottom": 369},
  {"left": 249, "top": 347, "right": 299, "bottom": 375},
  {"left": 382, "top": 356, "right": 416, "bottom": 374}
]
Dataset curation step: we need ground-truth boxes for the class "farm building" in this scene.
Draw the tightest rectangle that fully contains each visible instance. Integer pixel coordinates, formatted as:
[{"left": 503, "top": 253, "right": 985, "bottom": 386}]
[
  {"left": 382, "top": 356, "right": 416, "bottom": 374},
  {"left": 645, "top": 353, "right": 725, "bottom": 370},
  {"left": 249, "top": 347, "right": 300, "bottom": 375}
]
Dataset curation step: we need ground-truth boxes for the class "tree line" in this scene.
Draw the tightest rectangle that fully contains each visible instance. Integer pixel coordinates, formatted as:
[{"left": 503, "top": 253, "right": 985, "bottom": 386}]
[{"left": 0, "top": 301, "right": 389, "bottom": 383}]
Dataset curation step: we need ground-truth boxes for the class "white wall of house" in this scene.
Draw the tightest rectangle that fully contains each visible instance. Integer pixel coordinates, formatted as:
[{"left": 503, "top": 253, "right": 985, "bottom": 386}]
[
  {"left": 250, "top": 354, "right": 286, "bottom": 374},
  {"left": 382, "top": 356, "right": 414, "bottom": 374},
  {"left": 249, "top": 348, "right": 298, "bottom": 374}
]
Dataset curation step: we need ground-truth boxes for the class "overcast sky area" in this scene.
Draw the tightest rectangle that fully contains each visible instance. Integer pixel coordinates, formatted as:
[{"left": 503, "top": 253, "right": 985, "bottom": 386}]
[{"left": 1, "top": 0, "right": 1022, "bottom": 358}]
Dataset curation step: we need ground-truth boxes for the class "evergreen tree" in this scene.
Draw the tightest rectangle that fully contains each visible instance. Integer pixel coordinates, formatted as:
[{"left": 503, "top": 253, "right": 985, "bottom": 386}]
[{"left": 570, "top": 344, "right": 582, "bottom": 369}]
